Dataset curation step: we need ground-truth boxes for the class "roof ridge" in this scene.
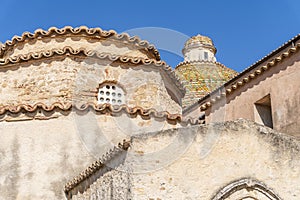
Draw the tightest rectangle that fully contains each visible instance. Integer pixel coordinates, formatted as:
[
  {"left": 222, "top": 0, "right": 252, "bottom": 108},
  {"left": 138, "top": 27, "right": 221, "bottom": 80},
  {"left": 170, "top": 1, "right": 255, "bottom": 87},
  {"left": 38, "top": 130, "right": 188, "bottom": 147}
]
[
  {"left": 0, "top": 26, "right": 160, "bottom": 60},
  {"left": 0, "top": 46, "right": 162, "bottom": 66},
  {"left": 63, "top": 139, "right": 130, "bottom": 195}
]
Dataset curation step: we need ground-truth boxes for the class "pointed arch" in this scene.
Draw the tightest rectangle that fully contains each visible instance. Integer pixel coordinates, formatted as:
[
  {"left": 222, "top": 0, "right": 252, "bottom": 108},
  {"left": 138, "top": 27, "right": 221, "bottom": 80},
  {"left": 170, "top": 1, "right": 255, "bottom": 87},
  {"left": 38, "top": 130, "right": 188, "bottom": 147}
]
[{"left": 212, "top": 178, "right": 282, "bottom": 200}]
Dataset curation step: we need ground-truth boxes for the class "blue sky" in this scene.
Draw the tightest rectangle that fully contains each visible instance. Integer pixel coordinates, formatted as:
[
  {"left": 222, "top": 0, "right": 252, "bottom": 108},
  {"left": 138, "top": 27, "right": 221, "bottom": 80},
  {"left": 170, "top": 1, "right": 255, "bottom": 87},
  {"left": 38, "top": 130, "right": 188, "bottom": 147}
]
[{"left": 0, "top": 0, "right": 299, "bottom": 72}]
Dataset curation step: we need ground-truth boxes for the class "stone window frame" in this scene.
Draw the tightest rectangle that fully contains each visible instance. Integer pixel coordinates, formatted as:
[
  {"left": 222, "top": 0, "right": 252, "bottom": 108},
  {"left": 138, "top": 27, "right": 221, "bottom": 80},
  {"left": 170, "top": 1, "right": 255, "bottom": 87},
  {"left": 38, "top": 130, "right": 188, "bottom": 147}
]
[{"left": 212, "top": 178, "right": 282, "bottom": 200}]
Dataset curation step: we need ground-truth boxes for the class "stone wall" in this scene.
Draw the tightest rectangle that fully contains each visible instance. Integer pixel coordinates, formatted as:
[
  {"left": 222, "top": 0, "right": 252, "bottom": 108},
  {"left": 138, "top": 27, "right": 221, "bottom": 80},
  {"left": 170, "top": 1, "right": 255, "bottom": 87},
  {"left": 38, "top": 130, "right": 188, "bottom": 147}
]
[
  {"left": 0, "top": 57, "right": 181, "bottom": 114},
  {"left": 69, "top": 150, "right": 132, "bottom": 200},
  {"left": 71, "top": 169, "right": 132, "bottom": 200}
]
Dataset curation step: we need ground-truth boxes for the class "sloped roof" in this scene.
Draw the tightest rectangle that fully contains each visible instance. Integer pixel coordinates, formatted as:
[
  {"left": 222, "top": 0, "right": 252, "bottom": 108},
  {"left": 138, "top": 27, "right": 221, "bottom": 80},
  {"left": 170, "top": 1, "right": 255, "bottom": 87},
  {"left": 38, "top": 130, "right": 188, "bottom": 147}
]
[
  {"left": 64, "top": 139, "right": 130, "bottom": 197},
  {"left": 183, "top": 33, "right": 300, "bottom": 113}
]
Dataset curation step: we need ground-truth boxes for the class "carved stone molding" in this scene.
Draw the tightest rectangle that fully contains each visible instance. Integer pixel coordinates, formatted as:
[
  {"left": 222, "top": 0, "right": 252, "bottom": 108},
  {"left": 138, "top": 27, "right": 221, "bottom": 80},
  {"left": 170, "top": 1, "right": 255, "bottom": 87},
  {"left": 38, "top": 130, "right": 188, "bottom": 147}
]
[{"left": 212, "top": 178, "right": 282, "bottom": 200}]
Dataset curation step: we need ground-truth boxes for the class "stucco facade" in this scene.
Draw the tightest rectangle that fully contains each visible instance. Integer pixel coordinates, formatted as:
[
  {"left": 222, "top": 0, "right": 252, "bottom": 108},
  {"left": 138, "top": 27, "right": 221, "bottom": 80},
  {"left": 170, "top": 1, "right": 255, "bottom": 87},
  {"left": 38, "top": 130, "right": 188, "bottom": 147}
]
[
  {"left": 68, "top": 120, "right": 300, "bottom": 200},
  {"left": 206, "top": 51, "right": 300, "bottom": 137},
  {"left": 0, "top": 115, "right": 95, "bottom": 199}
]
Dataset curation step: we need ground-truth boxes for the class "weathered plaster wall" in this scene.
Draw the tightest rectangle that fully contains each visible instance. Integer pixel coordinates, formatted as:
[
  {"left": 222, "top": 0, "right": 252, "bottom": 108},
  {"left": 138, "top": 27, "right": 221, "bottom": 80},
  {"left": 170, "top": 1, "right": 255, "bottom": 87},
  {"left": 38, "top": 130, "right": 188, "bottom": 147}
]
[
  {"left": 0, "top": 114, "right": 95, "bottom": 200},
  {"left": 0, "top": 110, "right": 179, "bottom": 199},
  {"left": 126, "top": 120, "right": 300, "bottom": 199},
  {"left": 74, "top": 111, "right": 181, "bottom": 158},
  {"left": 206, "top": 51, "right": 300, "bottom": 138},
  {"left": 71, "top": 120, "right": 300, "bottom": 199}
]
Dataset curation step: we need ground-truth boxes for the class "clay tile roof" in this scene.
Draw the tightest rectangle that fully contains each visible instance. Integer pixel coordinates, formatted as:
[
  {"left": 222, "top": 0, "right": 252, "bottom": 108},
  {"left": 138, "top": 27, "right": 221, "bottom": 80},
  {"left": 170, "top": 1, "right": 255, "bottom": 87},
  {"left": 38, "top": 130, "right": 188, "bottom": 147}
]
[
  {"left": 1, "top": 103, "right": 203, "bottom": 132},
  {"left": 185, "top": 33, "right": 300, "bottom": 113},
  {"left": 0, "top": 26, "right": 160, "bottom": 60},
  {"left": 0, "top": 102, "right": 201, "bottom": 125}
]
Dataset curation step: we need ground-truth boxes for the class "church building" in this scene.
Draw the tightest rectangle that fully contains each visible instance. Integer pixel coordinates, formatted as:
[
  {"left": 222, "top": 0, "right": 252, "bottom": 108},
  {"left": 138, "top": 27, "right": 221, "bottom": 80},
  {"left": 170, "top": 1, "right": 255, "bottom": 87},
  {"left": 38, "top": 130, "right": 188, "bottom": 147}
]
[{"left": 0, "top": 26, "right": 299, "bottom": 200}]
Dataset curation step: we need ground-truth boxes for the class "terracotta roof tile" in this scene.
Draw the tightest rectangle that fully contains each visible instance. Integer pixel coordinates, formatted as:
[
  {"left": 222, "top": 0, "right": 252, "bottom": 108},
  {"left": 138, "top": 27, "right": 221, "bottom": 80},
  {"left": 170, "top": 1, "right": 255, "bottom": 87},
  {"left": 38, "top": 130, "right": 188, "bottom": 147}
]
[
  {"left": 0, "top": 26, "right": 160, "bottom": 60},
  {"left": 0, "top": 102, "right": 201, "bottom": 125}
]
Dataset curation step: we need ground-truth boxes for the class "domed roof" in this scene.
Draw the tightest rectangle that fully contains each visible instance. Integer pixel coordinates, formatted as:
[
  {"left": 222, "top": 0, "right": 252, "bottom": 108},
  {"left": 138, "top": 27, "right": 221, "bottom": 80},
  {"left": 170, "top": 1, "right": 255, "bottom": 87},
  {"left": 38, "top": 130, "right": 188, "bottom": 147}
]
[
  {"left": 175, "top": 61, "right": 238, "bottom": 108},
  {"left": 183, "top": 34, "right": 216, "bottom": 54},
  {"left": 176, "top": 34, "right": 237, "bottom": 108},
  {"left": 186, "top": 34, "right": 214, "bottom": 46}
]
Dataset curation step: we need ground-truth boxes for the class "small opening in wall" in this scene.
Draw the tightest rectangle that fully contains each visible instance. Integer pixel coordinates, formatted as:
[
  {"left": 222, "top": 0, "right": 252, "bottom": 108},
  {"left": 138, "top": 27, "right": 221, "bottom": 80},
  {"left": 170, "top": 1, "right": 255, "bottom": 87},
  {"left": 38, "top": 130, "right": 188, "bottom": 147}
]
[
  {"left": 204, "top": 51, "right": 208, "bottom": 60},
  {"left": 97, "top": 83, "right": 125, "bottom": 105},
  {"left": 254, "top": 94, "right": 273, "bottom": 128}
]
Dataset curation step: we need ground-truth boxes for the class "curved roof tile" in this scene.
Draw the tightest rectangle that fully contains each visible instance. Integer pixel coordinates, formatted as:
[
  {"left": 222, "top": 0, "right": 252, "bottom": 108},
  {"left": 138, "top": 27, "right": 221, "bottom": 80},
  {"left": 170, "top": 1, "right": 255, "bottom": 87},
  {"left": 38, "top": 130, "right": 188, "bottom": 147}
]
[
  {"left": 0, "top": 102, "right": 200, "bottom": 125},
  {"left": 0, "top": 26, "right": 160, "bottom": 60}
]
